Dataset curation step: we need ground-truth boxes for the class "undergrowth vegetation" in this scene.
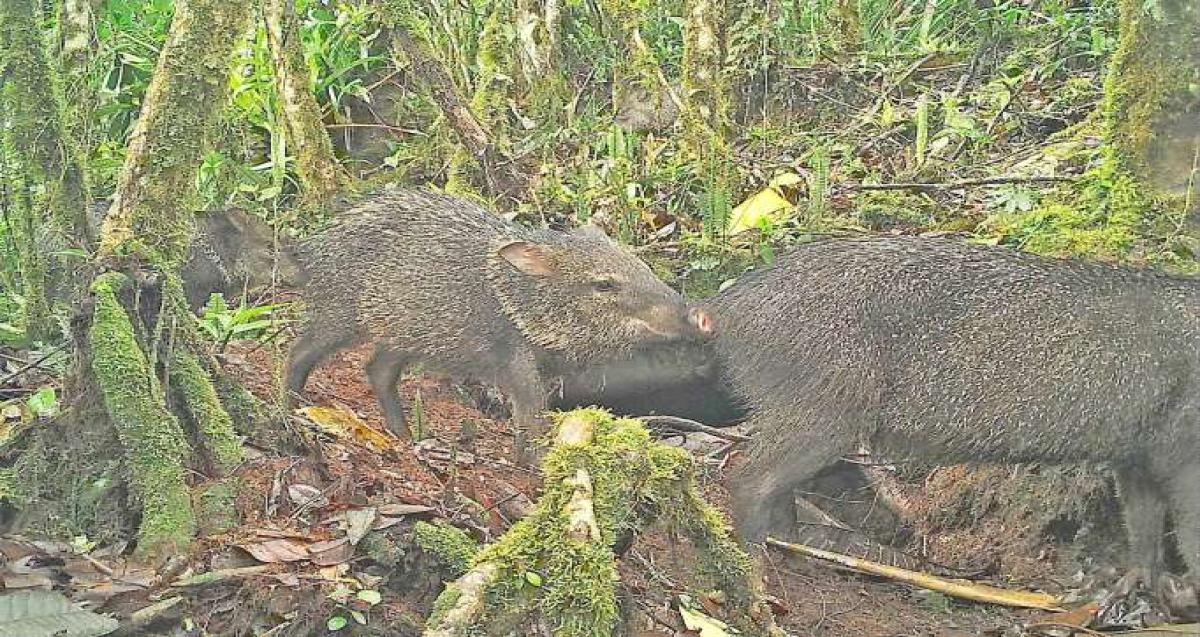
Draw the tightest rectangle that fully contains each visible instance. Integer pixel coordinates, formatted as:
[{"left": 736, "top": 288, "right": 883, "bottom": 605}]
[{"left": 1, "top": 0, "right": 1195, "bottom": 334}]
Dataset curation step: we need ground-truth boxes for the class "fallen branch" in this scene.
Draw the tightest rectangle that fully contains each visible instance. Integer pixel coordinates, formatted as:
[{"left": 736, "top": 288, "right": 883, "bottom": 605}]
[
  {"left": 846, "top": 174, "right": 1074, "bottom": 192},
  {"left": 424, "top": 563, "right": 501, "bottom": 637},
  {"left": 640, "top": 415, "right": 752, "bottom": 442},
  {"left": 170, "top": 565, "right": 277, "bottom": 587},
  {"left": 766, "top": 537, "right": 1063, "bottom": 611}
]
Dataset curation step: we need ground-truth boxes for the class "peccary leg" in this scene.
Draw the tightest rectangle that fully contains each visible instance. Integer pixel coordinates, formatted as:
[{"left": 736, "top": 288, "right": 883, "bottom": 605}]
[
  {"left": 1113, "top": 467, "right": 1169, "bottom": 595},
  {"left": 366, "top": 346, "right": 411, "bottom": 439},
  {"left": 1163, "top": 461, "right": 1200, "bottom": 610},
  {"left": 285, "top": 330, "right": 356, "bottom": 400},
  {"left": 728, "top": 418, "right": 849, "bottom": 543},
  {"left": 501, "top": 349, "right": 547, "bottom": 466}
]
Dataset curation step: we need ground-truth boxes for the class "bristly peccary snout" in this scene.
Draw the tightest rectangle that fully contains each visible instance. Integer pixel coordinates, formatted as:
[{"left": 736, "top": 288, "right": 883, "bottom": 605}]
[{"left": 285, "top": 187, "right": 715, "bottom": 462}]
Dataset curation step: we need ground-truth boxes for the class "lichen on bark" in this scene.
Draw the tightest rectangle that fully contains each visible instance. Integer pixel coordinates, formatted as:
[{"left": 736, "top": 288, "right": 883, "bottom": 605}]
[{"left": 263, "top": 0, "right": 345, "bottom": 207}]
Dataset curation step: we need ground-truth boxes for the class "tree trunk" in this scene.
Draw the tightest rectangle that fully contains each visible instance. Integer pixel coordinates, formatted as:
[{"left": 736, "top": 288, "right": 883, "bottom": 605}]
[
  {"left": 263, "top": 0, "right": 345, "bottom": 207},
  {"left": 0, "top": 0, "right": 93, "bottom": 339},
  {"left": 680, "top": 0, "right": 736, "bottom": 239},
  {"left": 1101, "top": 0, "right": 1199, "bottom": 216},
  {"left": 86, "top": 0, "right": 254, "bottom": 559},
  {"left": 387, "top": 11, "right": 527, "bottom": 201}
]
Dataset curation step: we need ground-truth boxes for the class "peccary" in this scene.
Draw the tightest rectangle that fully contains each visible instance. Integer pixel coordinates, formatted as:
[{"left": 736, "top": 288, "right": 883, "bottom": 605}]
[
  {"left": 717, "top": 235, "right": 1200, "bottom": 595},
  {"left": 547, "top": 340, "right": 746, "bottom": 425},
  {"left": 284, "top": 188, "right": 715, "bottom": 451},
  {"left": 85, "top": 201, "right": 303, "bottom": 309}
]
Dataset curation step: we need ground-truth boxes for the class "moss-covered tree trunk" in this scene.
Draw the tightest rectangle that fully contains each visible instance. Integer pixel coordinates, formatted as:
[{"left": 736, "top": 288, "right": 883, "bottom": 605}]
[
  {"left": 384, "top": 1, "right": 527, "bottom": 202},
  {"left": 84, "top": 0, "right": 253, "bottom": 559},
  {"left": 680, "top": 0, "right": 736, "bottom": 239},
  {"left": 263, "top": 0, "right": 346, "bottom": 207},
  {"left": 0, "top": 0, "right": 93, "bottom": 340},
  {"left": 1100, "top": 0, "right": 1199, "bottom": 217},
  {"left": 55, "top": 0, "right": 100, "bottom": 199}
]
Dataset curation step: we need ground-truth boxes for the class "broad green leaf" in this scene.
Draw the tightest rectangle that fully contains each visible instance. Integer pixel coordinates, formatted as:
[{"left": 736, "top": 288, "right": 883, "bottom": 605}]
[{"left": 327, "top": 615, "right": 348, "bottom": 631}]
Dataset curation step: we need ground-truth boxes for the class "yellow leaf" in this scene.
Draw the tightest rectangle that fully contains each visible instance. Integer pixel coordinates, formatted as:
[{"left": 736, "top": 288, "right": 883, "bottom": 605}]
[
  {"left": 297, "top": 406, "right": 395, "bottom": 451},
  {"left": 767, "top": 172, "right": 803, "bottom": 188},
  {"left": 727, "top": 186, "right": 794, "bottom": 236},
  {"left": 678, "top": 595, "right": 735, "bottom": 637}
]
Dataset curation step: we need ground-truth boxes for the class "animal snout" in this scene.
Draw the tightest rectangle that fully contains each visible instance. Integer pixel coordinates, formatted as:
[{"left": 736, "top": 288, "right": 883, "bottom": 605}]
[{"left": 688, "top": 307, "right": 715, "bottom": 338}]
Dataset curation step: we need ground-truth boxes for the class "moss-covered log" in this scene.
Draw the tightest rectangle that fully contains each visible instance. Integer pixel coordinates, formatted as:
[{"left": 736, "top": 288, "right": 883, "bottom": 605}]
[
  {"left": 263, "top": 0, "right": 345, "bottom": 207},
  {"left": 0, "top": 0, "right": 93, "bottom": 336},
  {"left": 424, "top": 409, "right": 779, "bottom": 637},
  {"left": 89, "top": 273, "right": 196, "bottom": 557}
]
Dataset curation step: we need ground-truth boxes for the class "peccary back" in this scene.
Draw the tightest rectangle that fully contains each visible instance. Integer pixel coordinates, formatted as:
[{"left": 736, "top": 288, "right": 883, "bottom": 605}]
[
  {"left": 718, "top": 235, "right": 1200, "bottom": 595},
  {"left": 285, "top": 188, "right": 714, "bottom": 450}
]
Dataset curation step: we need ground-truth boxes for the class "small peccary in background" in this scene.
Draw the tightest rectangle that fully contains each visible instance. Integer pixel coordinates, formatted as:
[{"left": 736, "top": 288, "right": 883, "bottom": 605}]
[
  {"left": 85, "top": 201, "right": 304, "bottom": 309},
  {"left": 716, "top": 235, "right": 1200, "bottom": 603},
  {"left": 285, "top": 188, "right": 714, "bottom": 457}
]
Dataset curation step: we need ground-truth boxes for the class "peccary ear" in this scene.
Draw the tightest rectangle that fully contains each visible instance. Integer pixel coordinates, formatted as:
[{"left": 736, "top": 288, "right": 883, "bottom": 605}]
[{"left": 498, "top": 241, "right": 557, "bottom": 277}]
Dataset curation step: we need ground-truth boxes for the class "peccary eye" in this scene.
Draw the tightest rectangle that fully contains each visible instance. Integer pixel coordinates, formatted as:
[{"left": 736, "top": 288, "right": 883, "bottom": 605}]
[{"left": 592, "top": 278, "right": 619, "bottom": 292}]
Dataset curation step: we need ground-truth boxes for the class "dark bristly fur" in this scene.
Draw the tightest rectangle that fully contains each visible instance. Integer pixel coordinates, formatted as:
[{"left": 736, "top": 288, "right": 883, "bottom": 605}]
[
  {"left": 83, "top": 201, "right": 303, "bottom": 309},
  {"left": 285, "top": 187, "right": 713, "bottom": 454},
  {"left": 716, "top": 235, "right": 1200, "bottom": 594}
]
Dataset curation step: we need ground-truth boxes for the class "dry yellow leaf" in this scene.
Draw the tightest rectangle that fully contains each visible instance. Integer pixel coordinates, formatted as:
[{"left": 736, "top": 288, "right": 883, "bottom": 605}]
[
  {"left": 726, "top": 185, "right": 795, "bottom": 236},
  {"left": 297, "top": 406, "right": 395, "bottom": 451}
]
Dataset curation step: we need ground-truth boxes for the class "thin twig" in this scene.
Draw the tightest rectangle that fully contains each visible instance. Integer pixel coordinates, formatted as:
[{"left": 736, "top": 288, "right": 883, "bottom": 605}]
[
  {"left": 0, "top": 345, "right": 65, "bottom": 385},
  {"left": 846, "top": 174, "right": 1074, "bottom": 192},
  {"left": 639, "top": 415, "right": 752, "bottom": 442}
]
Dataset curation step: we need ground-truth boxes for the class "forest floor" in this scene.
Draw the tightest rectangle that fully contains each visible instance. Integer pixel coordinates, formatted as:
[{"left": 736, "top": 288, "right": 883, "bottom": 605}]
[
  {"left": 3, "top": 316, "right": 1189, "bottom": 635},
  {"left": 1, "top": 330, "right": 1153, "bottom": 636}
]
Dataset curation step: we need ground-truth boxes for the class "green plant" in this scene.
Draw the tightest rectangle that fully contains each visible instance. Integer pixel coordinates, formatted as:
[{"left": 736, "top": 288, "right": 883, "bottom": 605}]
[
  {"left": 326, "top": 584, "right": 383, "bottom": 631},
  {"left": 196, "top": 294, "right": 288, "bottom": 350}
]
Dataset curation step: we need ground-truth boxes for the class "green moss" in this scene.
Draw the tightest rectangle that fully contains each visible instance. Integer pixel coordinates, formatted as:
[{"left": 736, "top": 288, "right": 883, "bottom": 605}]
[
  {"left": 195, "top": 480, "right": 240, "bottom": 535},
  {"left": 0, "top": 469, "right": 15, "bottom": 502},
  {"left": 446, "top": 408, "right": 770, "bottom": 637},
  {"left": 854, "top": 190, "right": 939, "bottom": 231},
  {"left": 414, "top": 520, "right": 481, "bottom": 577},
  {"left": 88, "top": 272, "right": 195, "bottom": 557},
  {"left": 169, "top": 345, "right": 244, "bottom": 474},
  {"left": 426, "top": 584, "right": 464, "bottom": 628}
]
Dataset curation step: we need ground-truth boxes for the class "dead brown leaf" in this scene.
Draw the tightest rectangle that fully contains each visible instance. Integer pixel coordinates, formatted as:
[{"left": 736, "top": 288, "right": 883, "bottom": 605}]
[{"left": 240, "top": 539, "right": 310, "bottom": 563}]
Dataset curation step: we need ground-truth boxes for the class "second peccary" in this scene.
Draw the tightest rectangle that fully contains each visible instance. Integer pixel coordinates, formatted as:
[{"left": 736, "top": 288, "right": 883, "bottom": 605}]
[
  {"left": 86, "top": 201, "right": 304, "bottom": 309},
  {"left": 285, "top": 188, "right": 715, "bottom": 452},
  {"left": 716, "top": 235, "right": 1200, "bottom": 597},
  {"left": 547, "top": 340, "right": 745, "bottom": 425}
]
